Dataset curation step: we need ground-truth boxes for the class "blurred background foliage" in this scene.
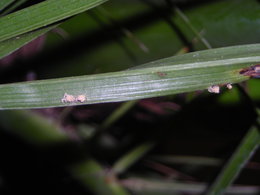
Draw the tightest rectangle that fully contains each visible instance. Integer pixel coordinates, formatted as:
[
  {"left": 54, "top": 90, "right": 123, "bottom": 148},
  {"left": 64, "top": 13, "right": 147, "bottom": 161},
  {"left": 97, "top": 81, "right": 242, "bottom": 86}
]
[{"left": 0, "top": 0, "right": 260, "bottom": 194}]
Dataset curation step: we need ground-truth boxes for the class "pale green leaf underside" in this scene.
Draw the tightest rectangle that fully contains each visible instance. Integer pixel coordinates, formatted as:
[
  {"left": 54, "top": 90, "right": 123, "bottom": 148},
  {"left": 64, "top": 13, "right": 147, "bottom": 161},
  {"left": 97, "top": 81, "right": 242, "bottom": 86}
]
[
  {"left": 0, "top": 0, "right": 108, "bottom": 42},
  {"left": 0, "top": 44, "right": 259, "bottom": 110}
]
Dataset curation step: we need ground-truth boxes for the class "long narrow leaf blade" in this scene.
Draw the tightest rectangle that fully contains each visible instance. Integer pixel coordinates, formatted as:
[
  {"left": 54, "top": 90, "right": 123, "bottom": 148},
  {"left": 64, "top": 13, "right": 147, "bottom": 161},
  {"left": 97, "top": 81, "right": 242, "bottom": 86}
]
[
  {"left": 122, "top": 177, "right": 260, "bottom": 195},
  {"left": 206, "top": 108, "right": 260, "bottom": 195},
  {"left": 1, "top": 0, "right": 30, "bottom": 16},
  {"left": 0, "top": 44, "right": 259, "bottom": 110},
  {"left": 0, "top": 25, "right": 57, "bottom": 59},
  {"left": 113, "top": 142, "right": 155, "bottom": 174},
  {"left": 0, "top": 0, "right": 14, "bottom": 12},
  {"left": 0, "top": 0, "right": 108, "bottom": 42},
  {"left": 206, "top": 125, "right": 260, "bottom": 195}
]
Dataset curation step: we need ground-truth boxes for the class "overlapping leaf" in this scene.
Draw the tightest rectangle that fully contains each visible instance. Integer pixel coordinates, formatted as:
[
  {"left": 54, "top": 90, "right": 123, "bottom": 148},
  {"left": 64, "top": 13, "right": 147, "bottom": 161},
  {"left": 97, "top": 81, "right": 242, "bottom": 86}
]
[{"left": 0, "top": 0, "right": 108, "bottom": 42}]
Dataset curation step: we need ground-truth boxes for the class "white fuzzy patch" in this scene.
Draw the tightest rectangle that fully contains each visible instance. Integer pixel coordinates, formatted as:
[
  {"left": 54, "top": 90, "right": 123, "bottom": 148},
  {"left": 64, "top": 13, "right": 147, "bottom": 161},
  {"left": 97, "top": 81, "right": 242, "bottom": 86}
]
[
  {"left": 61, "top": 93, "right": 76, "bottom": 103},
  {"left": 76, "top": 95, "right": 86, "bottom": 103},
  {"left": 208, "top": 85, "right": 220, "bottom": 94},
  {"left": 226, "top": 83, "right": 232, "bottom": 89}
]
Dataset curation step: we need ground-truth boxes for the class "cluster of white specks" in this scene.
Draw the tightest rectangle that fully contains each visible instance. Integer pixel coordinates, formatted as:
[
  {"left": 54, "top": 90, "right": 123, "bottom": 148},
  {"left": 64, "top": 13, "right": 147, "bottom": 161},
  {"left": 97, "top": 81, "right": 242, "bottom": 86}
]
[
  {"left": 61, "top": 93, "right": 86, "bottom": 103},
  {"left": 208, "top": 83, "right": 233, "bottom": 94},
  {"left": 208, "top": 85, "right": 220, "bottom": 94}
]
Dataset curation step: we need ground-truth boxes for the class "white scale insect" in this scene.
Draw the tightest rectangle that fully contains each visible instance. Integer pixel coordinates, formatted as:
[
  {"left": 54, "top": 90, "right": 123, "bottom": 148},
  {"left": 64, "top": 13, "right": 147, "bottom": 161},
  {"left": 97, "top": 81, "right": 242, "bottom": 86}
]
[
  {"left": 207, "top": 83, "right": 232, "bottom": 94},
  {"left": 208, "top": 85, "right": 220, "bottom": 94},
  {"left": 61, "top": 93, "right": 86, "bottom": 103},
  {"left": 76, "top": 94, "right": 86, "bottom": 103}
]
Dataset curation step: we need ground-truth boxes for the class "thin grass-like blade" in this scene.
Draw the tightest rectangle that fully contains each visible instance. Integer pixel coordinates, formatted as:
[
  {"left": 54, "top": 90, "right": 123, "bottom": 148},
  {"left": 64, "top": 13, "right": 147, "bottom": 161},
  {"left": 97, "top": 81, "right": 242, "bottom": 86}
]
[
  {"left": 0, "top": 109, "right": 130, "bottom": 195},
  {"left": 0, "top": 0, "right": 15, "bottom": 12},
  {"left": 0, "top": 25, "right": 57, "bottom": 59},
  {"left": 121, "top": 177, "right": 260, "bottom": 195},
  {"left": 0, "top": 44, "right": 259, "bottom": 110},
  {"left": 206, "top": 113, "right": 260, "bottom": 195},
  {"left": 112, "top": 142, "right": 155, "bottom": 174},
  {"left": 1, "top": 0, "right": 30, "bottom": 16},
  {"left": 0, "top": 0, "right": 108, "bottom": 42}
]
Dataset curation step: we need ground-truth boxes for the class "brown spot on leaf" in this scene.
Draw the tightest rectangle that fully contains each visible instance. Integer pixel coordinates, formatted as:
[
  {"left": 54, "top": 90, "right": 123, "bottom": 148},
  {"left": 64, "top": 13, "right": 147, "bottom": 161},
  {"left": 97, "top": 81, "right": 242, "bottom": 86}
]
[
  {"left": 156, "top": 72, "right": 167, "bottom": 77},
  {"left": 240, "top": 64, "right": 260, "bottom": 78}
]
